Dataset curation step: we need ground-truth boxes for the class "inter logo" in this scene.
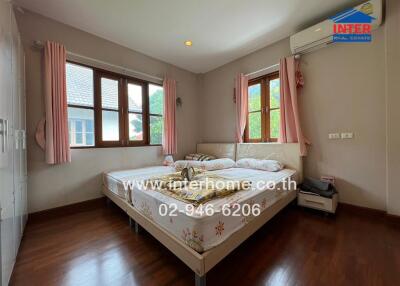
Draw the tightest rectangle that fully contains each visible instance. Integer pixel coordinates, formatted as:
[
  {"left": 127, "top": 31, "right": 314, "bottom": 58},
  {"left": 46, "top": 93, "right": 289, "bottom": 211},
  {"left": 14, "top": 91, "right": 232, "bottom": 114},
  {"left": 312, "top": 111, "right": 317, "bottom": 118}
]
[{"left": 330, "top": 8, "right": 375, "bottom": 42}]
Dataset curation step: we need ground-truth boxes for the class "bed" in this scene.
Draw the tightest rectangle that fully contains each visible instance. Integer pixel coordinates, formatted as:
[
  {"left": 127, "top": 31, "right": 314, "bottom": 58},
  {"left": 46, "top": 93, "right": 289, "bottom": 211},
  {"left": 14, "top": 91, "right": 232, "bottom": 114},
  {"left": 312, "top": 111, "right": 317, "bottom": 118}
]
[{"left": 102, "top": 143, "right": 302, "bottom": 286}]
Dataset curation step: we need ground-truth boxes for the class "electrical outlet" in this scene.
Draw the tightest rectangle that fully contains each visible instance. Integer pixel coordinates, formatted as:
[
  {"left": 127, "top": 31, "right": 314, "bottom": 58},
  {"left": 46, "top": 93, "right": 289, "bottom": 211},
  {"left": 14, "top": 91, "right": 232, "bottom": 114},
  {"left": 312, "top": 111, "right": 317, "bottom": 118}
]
[
  {"left": 328, "top": 133, "right": 340, "bottom": 139},
  {"left": 341, "top": 132, "right": 354, "bottom": 139}
]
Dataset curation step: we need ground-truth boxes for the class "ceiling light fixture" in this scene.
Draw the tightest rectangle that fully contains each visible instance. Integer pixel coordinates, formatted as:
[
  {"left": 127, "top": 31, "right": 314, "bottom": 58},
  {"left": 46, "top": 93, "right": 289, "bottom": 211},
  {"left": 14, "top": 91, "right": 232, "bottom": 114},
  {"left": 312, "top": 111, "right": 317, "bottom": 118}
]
[{"left": 184, "top": 40, "right": 193, "bottom": 47}]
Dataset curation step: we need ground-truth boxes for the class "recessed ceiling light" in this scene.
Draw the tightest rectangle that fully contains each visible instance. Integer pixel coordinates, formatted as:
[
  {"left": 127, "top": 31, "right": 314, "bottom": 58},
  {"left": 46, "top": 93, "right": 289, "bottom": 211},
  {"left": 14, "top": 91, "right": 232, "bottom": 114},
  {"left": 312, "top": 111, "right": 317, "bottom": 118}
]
[{"left": 184, "top": 40, "right": 193, "bottom": 47}]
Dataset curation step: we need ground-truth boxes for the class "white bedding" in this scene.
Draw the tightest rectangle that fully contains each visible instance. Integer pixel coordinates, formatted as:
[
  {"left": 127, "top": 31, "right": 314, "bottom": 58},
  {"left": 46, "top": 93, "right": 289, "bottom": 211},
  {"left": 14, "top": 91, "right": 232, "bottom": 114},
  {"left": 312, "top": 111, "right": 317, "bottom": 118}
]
[
  {"left": 103, "top": 167, "right": 297, "bottom": 252},
  {"left": 103, "top": 166, "right": 176, "bottom": 199}
]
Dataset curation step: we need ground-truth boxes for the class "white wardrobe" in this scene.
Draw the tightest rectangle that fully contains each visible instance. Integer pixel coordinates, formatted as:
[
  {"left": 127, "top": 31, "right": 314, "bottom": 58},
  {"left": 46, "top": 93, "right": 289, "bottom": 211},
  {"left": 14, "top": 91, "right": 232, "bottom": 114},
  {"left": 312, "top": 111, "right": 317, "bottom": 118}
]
[{"left": 0, "top": 2, "right": 28, "bottom": 285}]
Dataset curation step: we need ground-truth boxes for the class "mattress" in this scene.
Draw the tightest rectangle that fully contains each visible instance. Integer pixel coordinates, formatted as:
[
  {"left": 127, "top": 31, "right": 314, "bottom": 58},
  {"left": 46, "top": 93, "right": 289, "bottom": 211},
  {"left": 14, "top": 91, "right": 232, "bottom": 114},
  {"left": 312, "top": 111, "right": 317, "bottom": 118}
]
[
  {"left": 103, "top": 166, "right": 176, "bottom": 200},
  {"left": 119, "top": 167, "right": 297, "bottom": 252}
]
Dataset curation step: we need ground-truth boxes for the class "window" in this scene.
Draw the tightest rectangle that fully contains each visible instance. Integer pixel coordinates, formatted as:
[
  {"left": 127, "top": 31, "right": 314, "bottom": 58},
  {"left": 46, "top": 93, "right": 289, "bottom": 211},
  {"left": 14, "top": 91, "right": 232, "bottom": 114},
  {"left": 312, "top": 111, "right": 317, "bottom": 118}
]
[
  {"left": 66, "top": 63, "right": 95, "bottom": 147},
  {"left": 245, "top": 72, "right": 280, "bottom": 142},
  {"left": 149, "top": 84, "right": 164, "bottom": 145},
  {"left": 66, "top": 62, "right": 164, "bottom": 148},
  {"left": 127, "top": 82, "right": 144, "bottom": 142}
]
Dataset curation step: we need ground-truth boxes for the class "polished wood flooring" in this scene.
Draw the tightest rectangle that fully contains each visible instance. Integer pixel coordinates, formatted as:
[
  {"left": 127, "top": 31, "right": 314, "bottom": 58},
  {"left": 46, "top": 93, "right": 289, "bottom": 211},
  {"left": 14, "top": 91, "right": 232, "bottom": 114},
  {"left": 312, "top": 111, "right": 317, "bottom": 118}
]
[{"left": 10, "top": 202, "right": 400, "bottom": 286}]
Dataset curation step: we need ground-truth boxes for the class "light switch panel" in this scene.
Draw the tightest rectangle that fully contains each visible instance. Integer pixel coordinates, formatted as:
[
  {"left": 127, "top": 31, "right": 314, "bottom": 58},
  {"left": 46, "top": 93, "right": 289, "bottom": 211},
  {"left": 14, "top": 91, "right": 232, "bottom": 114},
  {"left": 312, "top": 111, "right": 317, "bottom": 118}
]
[
  {"left": 328, "top": 133, "right": 340, "bottom": 139},
  {"left": 341, "top": 132, "right": 354, "bottom": 139}
]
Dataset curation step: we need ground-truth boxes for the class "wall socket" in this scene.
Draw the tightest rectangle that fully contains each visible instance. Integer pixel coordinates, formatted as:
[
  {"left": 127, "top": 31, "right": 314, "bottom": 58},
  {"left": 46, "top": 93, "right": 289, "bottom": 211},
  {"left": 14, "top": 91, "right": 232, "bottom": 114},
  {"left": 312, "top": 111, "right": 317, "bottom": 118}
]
[
  {"left": 341, "top": 132, "right": 354, "bottom": 139},
  {"left": 328, "top": 133, "right": 341, "bottom": 139},
  {"left": 328, "top": 132, "right": 354, "bottom": 140}
]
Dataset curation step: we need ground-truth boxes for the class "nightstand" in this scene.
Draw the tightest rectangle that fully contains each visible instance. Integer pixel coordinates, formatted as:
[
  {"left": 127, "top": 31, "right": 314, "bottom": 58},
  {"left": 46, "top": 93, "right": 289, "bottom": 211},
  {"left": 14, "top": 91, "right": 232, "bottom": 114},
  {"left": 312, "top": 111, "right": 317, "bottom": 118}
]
[{"left": 298, "top": 191, "right": 338, "bottom": 214}]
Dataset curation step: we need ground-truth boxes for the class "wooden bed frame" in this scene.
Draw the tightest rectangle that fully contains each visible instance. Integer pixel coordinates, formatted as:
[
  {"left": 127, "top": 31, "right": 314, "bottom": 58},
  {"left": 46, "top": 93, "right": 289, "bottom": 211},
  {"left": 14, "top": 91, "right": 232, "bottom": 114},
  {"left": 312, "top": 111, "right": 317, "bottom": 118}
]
[{"left": 102, "top": 143, "right": 302, "bottom": 286}]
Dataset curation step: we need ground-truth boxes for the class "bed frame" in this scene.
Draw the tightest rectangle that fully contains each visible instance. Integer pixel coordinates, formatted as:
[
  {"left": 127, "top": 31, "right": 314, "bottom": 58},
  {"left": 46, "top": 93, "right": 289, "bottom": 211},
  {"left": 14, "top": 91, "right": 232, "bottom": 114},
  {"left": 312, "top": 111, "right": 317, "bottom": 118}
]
[{"left": 103, "top": 143, "right": 302, "bottom": 286}]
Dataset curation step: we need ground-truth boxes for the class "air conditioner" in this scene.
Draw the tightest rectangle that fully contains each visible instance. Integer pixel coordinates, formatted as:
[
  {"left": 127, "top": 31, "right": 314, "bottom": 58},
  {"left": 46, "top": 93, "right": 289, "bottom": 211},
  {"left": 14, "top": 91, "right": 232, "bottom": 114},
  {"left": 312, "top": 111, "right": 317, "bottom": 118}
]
[{"left": 290, "top": 0, "right": 382, "bottom": 55}]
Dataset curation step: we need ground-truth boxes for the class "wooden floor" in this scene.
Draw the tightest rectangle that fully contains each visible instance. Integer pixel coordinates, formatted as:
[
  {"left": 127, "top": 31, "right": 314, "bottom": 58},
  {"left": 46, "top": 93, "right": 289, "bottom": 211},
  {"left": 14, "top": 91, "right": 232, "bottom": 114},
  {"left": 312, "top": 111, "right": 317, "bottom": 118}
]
[{"left": 11, "top": 202, "right": 400, "bottom": 286}]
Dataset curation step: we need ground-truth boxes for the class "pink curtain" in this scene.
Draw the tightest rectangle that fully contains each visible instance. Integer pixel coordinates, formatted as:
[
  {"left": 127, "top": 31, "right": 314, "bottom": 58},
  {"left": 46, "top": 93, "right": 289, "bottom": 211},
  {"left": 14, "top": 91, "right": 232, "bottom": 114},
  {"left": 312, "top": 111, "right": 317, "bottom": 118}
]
[
  {"left": 43, "top": 41, "right": 71, "bottom": 164},
  {"left": 235, "top": 73, "right": 249, "bottom": 143},
  {"left": 163, "top": 78, "right": 177, "bottom": 155},
  {"left": 279, "top": 56, "right": 309, "bottom": 156}
]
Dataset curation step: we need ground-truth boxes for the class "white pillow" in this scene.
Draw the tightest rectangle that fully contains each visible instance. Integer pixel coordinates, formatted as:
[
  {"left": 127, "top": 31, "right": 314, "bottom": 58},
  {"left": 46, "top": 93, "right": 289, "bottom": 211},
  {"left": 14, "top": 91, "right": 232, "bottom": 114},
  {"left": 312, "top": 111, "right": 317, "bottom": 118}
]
[
  {"left": 174, "top": 158, "right": 236, "bottom": 171},
  {"left": 163, "top": 155, "right": 174, "bottom": 166},
  {"left": 236, "top": 158, "right": 284, "bottom": 172}
]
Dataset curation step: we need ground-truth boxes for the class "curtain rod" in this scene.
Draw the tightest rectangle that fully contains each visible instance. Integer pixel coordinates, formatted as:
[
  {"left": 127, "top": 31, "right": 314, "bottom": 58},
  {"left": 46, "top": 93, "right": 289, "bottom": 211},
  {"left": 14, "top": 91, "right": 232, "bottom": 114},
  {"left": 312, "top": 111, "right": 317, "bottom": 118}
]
[
  {"left": 244, "top": 54, "right": 301, "bottom": 77},
  {"left": 33, "top": 40, "right": 164, "bottom": 83},
  {"left": 245, "top": 63, "right": 279, "bottom": 77}
]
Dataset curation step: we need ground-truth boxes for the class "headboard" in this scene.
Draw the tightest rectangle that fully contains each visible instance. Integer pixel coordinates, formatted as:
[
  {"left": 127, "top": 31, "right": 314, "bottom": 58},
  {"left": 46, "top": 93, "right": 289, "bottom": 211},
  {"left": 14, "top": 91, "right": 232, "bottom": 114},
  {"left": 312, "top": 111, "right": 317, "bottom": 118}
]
[
  {"left": 236, "top": 143, "right": 303, "bottom": 181},
  {"left": 196, "top": 143, "right": 236, "bottom": 160}
]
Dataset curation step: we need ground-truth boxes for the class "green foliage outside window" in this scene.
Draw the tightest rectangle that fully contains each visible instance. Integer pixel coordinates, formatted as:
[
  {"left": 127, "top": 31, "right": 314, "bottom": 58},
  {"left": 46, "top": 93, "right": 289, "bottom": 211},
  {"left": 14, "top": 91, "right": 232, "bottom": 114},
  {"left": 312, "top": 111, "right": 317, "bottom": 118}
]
[
  {"left": 248, "top": 78, "right": 280, "bottom": 140},
  {"left": 270, "top": 79, "right": 280, "bottom": 138},
  {"left": 129, "top": 88, "right": 164, "bottom": 144}
]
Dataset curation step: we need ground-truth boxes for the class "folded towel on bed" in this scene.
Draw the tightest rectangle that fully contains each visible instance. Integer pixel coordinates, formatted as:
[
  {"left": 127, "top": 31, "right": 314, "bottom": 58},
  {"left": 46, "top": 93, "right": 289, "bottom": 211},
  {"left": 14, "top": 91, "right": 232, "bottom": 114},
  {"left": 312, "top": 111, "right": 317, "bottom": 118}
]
[{"left": 145, "top": 170, "right": 251, "bottom": 206}]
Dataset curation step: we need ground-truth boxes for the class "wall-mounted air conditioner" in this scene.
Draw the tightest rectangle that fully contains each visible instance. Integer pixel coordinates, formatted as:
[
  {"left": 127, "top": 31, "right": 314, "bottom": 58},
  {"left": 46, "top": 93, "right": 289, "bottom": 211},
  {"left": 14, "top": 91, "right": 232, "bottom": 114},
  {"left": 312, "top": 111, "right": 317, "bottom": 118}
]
[{"left": 290, "top": 0, "right": 382, "bottom": 55}]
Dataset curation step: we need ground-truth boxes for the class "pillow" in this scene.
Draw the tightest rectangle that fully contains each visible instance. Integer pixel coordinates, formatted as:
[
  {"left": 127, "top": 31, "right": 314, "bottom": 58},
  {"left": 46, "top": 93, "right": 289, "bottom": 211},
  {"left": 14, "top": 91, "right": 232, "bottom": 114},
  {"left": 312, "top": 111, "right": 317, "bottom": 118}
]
[
  {"left": 175, "top": 158, "right": 235, "bottom": 171},
  {"left": 236, "top": 158, "right": 284, "bottom": 172},
  {"left": 163, "top": 155, "right": 174, "bottom": 166},
  {"left": 184, "top": 153, "right": 216, "bottom": 161}
]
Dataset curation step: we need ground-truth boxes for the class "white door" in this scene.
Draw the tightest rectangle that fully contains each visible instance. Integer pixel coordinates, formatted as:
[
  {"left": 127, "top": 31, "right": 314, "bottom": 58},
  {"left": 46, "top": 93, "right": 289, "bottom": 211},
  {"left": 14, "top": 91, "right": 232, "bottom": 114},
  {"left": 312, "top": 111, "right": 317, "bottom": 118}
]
[
  {"left": 0, "top": 2, "right": 16, "bottom": 285},
  {"left": 11, "top": 10, "right": 22, "bottom": 254},
  {"left": 19, "top": 41, "right": 28, "bottom": 229},
  {"left": 20, "top": 49, "right": 28, "bottom": 228}
]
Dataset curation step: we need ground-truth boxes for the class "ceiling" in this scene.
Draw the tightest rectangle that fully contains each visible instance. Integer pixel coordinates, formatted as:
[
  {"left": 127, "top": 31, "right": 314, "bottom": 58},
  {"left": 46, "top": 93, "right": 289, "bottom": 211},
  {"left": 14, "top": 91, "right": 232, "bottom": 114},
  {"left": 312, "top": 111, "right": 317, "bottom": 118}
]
[{"left": 14, "top": 0, "right": 361, "bottom": 73}]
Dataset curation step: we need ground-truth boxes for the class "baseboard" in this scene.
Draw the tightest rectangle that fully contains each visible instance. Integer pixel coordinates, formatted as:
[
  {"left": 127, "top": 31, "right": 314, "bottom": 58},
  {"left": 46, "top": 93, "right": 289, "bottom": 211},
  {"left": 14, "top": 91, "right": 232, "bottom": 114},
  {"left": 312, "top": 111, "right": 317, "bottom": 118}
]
[
  {"left": 339, "top": 202, "right": 400, "bottom": 224},
  {"left": 29, "top": 197, "right": 106, "bottom": 223},
  {"left": 338, "top": 202, "right": 386, "bottom": 217},
  {"left": 386, "top": 213, "right": 400, "bottom": 225}
]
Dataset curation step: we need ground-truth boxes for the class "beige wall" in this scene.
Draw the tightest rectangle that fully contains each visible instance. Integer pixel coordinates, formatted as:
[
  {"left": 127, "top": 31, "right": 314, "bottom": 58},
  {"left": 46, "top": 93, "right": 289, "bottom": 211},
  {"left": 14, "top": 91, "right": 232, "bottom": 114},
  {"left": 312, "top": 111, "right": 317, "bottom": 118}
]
[
  {"left": 386, "top": 0, "right": 400, "bottom": 216},
  {"left": 301, "top": 30, "right": 386, "bottom": 210},
  {"left": 201, "top": 29, "right": 388, "bottom": 211},
  {"left": 16, "top": 11, "right": 201, "bottom": 213},
  {"left": 201, "top": 38, "right": 290, "bottom": 142},
  {"left": 16, "top": 7, "right": 400, "bottom": 215}
]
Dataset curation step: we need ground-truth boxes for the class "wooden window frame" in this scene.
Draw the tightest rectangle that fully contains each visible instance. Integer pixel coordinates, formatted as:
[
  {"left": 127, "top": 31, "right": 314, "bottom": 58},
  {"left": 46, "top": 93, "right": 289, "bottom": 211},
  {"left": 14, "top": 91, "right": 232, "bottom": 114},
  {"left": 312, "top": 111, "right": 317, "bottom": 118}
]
[
  {"left": 66, "top": 62, "right": 96, "bottom": 149},
  {"left": 67, "top": 61, "right": 163, "bottom": 149},
  {"left": 244, "top": 71, "right": 279, "bottom": 143},
  {"left": 125, "top": 79, "right": 149, "bottom": 147},
  {"left": 148, "top": 83, "right": 164, "bottom": 145}
]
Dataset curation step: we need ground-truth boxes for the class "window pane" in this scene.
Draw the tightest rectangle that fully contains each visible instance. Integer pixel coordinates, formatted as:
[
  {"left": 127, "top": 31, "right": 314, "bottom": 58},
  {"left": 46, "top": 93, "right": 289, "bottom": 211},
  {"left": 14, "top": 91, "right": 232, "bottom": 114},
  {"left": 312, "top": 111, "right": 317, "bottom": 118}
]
[
  {"left": 102, "top": 110, "right": 119, "bottom": 141},
  {"left": 248, "top": 83, "right": 261, "bottom": 112},
  {"left": 149, "top": 84, "right": 164, "bottom": 115},
  {"left": 270, "top": 78, "right": 280, "bottom": 109},
  {"left": 150, "top": 115, "right": 163, "bottom": 145},
  {"left": 67, "top": 107, "right": 94, "bottom": 147},
  {"left": 75, "top": 132, "right": 83, "bottom": 144},
  {"left": 101, "top": 78, "right": 119, "bottom": 110},
  {"left": 128, "top": 113, "right": 143, "bottom": 141},
  {"left": 249, "top": 112, "right": 261, "bottom": 139},
  {"left": 66, "top": 63, "right": 94, "bottom": 107},
  {"left": 86, "top": 132, "right": 94, "bottom": 146},
  {"left": 75, "top": 121, "right": 83, "bottom": 133},
  {"left": 85, "top": 120, "right": 94, "bottom": 145},
  {"left": 270, "top": 109, "right": 280, "bottom": 139},
  {"left": 128, "top": 83, "right": 142, "bottom": 112},
  {"left": 85, "top": 120, "right": 94, "bottom": 133},
  {"left": 68, "top": 120, "right": 72, "bottom": 145}
]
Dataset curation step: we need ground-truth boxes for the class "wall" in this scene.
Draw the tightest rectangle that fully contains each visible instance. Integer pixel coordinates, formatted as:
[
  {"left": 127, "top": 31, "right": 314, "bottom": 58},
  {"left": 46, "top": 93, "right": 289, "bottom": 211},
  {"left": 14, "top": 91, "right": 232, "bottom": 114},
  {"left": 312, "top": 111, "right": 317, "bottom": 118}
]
[
  {"left": 201, "top": 38, "right": 290, "bottom": 142},
  {"left": 201, "top": 28, "right": 388, "bottom": 211},
  {"left": 300, "top": 30, "right": 386, "bottom": 210},
  {"left": 16, "top": 11, "right": 201, "bottom": 213},
  {"left": 16, "top": 7, "right": 400, "bottom": 215},
  {"left": 386, "top": 0, "right": 400, "bottom": 216}
]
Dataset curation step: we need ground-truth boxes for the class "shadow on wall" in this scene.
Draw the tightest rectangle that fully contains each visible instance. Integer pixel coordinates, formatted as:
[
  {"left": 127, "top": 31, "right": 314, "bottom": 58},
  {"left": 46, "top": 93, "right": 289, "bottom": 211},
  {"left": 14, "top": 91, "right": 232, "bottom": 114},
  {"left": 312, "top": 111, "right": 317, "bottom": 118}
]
[
  {"left": 329, "top": 178, "right": 383, "bottom": 210},
  {"left": 69, "top": 174, "right": 103, "bottom": 199}
]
